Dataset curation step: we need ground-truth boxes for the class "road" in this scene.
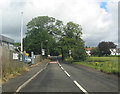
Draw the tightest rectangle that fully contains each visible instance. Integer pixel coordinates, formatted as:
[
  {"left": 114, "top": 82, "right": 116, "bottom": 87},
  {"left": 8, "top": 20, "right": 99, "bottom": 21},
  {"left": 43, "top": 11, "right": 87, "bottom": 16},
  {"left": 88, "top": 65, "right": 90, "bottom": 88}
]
[{"left": 19, "top": 57, "right": 118, "bottom": 93}]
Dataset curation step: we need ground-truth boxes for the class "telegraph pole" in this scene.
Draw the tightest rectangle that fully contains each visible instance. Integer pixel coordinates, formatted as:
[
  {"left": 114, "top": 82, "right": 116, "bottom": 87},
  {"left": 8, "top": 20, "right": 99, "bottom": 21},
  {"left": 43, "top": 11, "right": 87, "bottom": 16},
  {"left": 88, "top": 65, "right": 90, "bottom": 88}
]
[{"left": 21, "top": 12, "right": 23, "bottom": 53}]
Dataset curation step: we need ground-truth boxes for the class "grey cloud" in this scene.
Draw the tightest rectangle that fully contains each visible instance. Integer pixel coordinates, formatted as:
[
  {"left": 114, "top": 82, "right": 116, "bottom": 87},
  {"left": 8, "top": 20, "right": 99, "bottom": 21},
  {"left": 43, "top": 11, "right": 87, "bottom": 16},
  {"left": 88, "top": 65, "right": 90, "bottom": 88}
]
[{"left": 1, "top": 0, "right": 118, "bottom": 47}]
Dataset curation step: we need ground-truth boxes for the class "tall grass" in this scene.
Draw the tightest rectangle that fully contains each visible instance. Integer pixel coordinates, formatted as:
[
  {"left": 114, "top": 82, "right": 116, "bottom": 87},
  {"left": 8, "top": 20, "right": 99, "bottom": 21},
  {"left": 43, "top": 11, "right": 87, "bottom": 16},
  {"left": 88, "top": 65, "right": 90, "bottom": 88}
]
[
  {"left": 2, "top": 47, "right": 29, "bottom": 82},
  {"left": 74, "top": 57, "right": 119, "bottom": 75}
]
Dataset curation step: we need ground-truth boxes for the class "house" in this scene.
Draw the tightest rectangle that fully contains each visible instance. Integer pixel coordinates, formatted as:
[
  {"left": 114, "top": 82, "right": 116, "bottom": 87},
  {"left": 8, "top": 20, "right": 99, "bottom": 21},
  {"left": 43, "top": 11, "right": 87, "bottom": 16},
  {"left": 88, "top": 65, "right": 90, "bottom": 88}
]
[
  {"left": 109, "top": 48, "right": 120, "bottom": 55},
  {"left": 85, "top": 48, "right": 92, "bottom": 56},
  {"left": 0, "top": 35, "right": 14, "bottom": 50}
]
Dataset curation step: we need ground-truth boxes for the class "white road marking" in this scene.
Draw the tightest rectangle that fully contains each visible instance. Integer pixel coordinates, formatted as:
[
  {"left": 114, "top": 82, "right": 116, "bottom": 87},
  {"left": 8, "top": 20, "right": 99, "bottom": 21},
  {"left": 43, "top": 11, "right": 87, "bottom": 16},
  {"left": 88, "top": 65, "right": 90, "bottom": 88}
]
[
  {"left": 73, "top": 80, "right": 89, "bottom": 94},
  {"left": 58, "top": 63, "right": 61, "bottom": 67},
  {"left": 58, "top": 61, "right": 88, "bottom": 94},
  {"left": 64, "top": 71, "right": 71, "bottom": 77},
  {"left": 61, "top": 67, "right": 64, "bottom": 70},
  {"left": 46, "top": 63, "right": 48, "bottom": 66},
  {"left": 16, "top": 63, "right": 48, "bottom": 92}
]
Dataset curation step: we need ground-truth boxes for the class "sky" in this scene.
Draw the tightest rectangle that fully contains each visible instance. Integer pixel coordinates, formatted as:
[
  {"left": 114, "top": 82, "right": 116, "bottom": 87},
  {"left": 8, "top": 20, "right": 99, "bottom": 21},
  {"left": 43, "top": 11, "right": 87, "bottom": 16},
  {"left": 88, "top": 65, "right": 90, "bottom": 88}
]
[{"left": 0, "top": 0, "right": 119, "bottom": 47}]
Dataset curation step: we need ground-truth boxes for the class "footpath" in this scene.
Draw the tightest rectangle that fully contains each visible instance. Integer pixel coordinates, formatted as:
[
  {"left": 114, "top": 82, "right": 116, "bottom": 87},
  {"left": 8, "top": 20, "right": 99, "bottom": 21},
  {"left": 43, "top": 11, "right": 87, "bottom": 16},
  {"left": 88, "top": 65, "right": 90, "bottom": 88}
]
[{"left": 2, "top": 60, "right": 48, "bottom": 92}]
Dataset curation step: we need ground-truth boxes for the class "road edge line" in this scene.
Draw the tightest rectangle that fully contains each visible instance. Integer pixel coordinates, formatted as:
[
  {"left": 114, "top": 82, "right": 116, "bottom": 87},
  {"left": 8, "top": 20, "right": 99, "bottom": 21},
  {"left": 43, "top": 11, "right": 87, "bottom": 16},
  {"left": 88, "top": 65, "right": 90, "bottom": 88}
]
[{"left": 16, "top": 63, "right": 48, "bottom": 92}]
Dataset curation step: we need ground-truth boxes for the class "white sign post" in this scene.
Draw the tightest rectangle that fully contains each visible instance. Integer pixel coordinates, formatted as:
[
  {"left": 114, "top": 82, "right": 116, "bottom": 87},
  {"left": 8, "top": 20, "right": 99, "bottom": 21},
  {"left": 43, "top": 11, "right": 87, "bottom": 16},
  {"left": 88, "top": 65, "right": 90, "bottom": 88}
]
[
  {"left": 42, "top": 49, "right": 45, "bottom": 55},
  {"left": 69, "top": 50, "right": 72, "bottom": 57}
]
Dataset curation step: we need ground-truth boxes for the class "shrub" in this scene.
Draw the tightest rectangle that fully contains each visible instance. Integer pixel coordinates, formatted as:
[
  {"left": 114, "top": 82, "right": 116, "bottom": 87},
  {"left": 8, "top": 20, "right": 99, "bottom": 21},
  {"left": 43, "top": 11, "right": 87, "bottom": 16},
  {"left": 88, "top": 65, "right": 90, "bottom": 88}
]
[{"left": 65, "top": 56, "right": 73, "bottom": 63}]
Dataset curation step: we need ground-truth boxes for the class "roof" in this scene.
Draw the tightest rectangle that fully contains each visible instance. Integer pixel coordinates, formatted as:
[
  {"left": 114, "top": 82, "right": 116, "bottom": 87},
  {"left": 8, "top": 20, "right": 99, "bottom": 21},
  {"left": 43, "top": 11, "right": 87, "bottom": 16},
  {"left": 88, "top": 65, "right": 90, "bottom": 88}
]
[
  {"left": 85, "top": 48, "right": 92, "bottom": 51},
  {"left": 0, "top": 35, "right": 14, "bottom": 44}
]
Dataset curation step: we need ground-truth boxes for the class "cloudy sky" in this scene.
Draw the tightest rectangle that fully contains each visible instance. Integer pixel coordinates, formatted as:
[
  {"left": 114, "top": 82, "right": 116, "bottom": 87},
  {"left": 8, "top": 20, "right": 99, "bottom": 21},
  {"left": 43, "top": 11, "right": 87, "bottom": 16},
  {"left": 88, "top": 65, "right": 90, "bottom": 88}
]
[{"left": 0, "top": 0, "right": 119, "bottom": 47}]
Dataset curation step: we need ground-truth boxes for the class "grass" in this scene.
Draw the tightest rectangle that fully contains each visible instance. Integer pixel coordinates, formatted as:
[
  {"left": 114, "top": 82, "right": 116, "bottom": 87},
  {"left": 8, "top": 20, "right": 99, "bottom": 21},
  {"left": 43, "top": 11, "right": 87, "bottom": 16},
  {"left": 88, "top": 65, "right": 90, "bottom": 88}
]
[
  {"left": 73, "top": 57, "right": 119, "bottom": 75},
  {"left": 2, "top": 61, "right": 29, "bottom": 82},
  {"left": 1, "top": 47, "right": 30, "bottom": 83}
]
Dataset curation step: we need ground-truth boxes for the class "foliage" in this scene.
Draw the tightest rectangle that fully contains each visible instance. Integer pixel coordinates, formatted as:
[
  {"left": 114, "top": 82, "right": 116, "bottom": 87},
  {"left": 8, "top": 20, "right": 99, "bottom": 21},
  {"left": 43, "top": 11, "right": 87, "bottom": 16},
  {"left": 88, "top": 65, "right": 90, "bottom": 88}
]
[
  {"left": 23, "top": 16, "right": 60, "bottom": 55},
  {"left": 91, "top": 47, "right": 100, "bottom": 56},
  {"left": 2, "top": 47, "right": 29, "bottom": 82},
  {"left": 74, "top": 57, "right": 119, "bottom": 75},
  {"left": 65, "top": 56, "right": 73, "bottom": 63},
  {"left": 58, "top": 22, "right": 86, "bottom": 61},
  {"left": 14, "top": 43, "right": 20, "bottom": 46},
  {"left": 24, "top": 16, "right": 86, "bottom": 61},
  {"left": 98, "top": 41, "right": 117, "bottom": 56}
]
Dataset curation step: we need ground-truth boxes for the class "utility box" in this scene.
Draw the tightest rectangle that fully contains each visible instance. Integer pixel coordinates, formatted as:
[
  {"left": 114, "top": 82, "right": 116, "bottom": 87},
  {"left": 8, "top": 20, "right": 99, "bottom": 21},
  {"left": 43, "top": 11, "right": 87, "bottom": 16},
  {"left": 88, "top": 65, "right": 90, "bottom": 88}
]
[{"left": 19, "top": 54, "right": 23, "bottom": 62}]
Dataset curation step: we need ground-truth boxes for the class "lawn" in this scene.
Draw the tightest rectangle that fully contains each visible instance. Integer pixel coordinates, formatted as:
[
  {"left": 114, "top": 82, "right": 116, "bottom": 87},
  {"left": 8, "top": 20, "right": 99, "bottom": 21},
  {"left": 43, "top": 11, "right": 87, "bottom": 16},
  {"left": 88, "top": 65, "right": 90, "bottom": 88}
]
[{"left": 73, "top": 57, "right": 119, "bottom": 75}]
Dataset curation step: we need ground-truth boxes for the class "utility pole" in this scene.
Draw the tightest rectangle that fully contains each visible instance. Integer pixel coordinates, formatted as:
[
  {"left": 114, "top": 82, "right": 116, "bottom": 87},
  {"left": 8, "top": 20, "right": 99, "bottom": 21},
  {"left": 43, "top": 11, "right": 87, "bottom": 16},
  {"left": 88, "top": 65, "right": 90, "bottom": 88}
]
[{"left": 21, "top": 12, "right": 23, "bottom": 53}]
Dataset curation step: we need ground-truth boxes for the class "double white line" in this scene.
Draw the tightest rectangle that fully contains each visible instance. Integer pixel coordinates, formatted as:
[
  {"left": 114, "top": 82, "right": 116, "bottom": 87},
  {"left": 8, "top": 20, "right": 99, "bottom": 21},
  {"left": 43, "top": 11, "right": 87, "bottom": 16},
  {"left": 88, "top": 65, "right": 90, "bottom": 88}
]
[{"left": 58, "top": 63, "right": 88, "bottom": 94}]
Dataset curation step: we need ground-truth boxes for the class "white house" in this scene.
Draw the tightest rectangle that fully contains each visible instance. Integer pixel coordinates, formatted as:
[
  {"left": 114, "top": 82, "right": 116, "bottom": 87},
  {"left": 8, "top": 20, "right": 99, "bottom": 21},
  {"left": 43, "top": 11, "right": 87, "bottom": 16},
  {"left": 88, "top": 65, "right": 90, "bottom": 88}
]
[
  {"left": 85, "top": 48, "right": 92, "bottom": 56},
  {"left": 109, "top": 48, "right": 120, "bottom": 55}
]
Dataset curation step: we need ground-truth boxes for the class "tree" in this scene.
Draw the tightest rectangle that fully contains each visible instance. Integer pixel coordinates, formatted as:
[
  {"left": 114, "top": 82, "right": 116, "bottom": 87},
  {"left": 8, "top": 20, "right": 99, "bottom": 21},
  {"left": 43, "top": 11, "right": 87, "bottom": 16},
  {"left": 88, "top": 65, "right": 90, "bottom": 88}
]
[
  {"left": 91, "top": 47, "right": 99, "bottom": 56},
  {"left": 98, "top": 41, "right": 117, "bottom": 56},
  {"left": 59, "top": 22, "right": 86, "bottom": 61},
  {"left": 24, "top": 16, "right": 86, "bottom": 61},
  {"left": 23, "top": 16, "right": 60, "bottom": 55}
]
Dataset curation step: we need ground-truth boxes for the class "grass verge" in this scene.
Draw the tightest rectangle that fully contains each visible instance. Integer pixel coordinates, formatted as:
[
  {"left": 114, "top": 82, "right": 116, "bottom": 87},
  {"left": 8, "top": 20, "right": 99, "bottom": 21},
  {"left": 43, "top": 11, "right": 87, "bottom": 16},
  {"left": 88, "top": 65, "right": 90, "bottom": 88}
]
[
  {"left": 73, "top": 57, "right": 119, "bottom": 75},
  {"left": 2, "top": 61, "right": 29, "bottom": 83}
]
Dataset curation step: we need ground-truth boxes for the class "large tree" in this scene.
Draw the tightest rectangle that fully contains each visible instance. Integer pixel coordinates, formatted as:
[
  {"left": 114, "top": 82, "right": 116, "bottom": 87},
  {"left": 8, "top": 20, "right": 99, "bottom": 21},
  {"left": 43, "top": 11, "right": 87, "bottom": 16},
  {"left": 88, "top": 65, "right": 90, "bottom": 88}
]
[
  {"left": 98, "top": 41, "right": 117, "bottom": 56},
  {"left": 58, "top": 22, "right": 86, "bottom": 61},
  {"left": 23, "top": 16, "right": 61, "bottom": 55},
  {"left": 24, "top": 16, "right": 86, "bottom": 61}
]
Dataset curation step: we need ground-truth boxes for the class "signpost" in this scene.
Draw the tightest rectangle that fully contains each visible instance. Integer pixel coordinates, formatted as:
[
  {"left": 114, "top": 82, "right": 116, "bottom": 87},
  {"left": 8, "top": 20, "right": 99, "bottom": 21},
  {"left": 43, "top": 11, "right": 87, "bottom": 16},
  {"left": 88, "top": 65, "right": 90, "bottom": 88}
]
[
  {"left": 69, "top": 50, "right": 72, "bottom": 57},
  {"left": 42, "top": 49, "right": 45, "bottom": 55}
]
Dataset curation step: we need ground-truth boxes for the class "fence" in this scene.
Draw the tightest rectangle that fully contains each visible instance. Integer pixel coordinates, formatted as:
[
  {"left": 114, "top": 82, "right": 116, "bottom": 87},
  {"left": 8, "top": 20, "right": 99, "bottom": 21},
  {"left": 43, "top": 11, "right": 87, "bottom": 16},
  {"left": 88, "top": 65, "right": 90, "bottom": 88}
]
[
  {"left": 1, "top": 46, "right": 42, "bottom": 82},
  {"left": 34, "top": 55, "right": 42, "bottom": 64},
  {"left": 1, "top": 47, "right": 27, "bottom": 81}
]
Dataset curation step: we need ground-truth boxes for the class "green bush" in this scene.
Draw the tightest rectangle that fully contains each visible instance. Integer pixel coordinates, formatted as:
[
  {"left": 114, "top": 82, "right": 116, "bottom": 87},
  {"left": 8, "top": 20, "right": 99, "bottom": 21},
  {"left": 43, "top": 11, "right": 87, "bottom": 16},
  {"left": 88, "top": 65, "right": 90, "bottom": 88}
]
[
  {"left": 65, "top": 57, "right": 73, "bottom": 63},
  {"left": 72, "top": 46, "right": 87, "bottom": 61}
]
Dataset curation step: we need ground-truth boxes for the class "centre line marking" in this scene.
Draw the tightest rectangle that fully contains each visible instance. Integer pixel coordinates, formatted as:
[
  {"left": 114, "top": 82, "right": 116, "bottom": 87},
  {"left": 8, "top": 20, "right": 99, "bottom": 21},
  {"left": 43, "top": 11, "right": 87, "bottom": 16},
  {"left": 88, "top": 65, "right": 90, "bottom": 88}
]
[
  {"left": 64, "top": 70, "right": 71, "bottom": 77},
  {"left": 61, "top": 67, "right": 64, "bottom": 70},
  {"left": 73, "top": 80, "right": 89, "bottom": 94},
  {"left": 58, "top": 61, "right": 88, "bottom": 94},
  {"left": 58, "top": 63, "right": 61, "bottom": 67}
]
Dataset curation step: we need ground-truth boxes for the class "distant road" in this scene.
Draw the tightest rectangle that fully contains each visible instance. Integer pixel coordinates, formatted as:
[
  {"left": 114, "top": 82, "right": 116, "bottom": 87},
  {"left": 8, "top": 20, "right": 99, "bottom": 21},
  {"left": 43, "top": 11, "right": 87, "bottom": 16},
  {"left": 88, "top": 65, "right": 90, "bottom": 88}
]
[{"left": 19, "top": 56, "right": 118, "bottom": 93}]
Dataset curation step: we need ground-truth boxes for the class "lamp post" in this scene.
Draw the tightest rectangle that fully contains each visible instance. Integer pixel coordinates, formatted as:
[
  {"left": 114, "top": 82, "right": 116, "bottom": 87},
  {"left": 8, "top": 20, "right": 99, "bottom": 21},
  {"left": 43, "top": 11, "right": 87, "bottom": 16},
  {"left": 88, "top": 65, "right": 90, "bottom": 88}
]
[
  {"left": 21, "top": 12, "right": 23, "bottom": 53},
  {"left": 19, "top": 12, "right": 23, "bottom": 62}
]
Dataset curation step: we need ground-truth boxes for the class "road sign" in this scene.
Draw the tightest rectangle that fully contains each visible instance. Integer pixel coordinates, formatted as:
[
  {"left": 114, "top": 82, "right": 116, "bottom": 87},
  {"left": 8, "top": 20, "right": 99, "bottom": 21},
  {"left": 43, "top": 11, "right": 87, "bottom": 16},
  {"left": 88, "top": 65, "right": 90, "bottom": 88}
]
[
  {"left": 42, "top": 49, "right": 45, "bottom": 55},
  {"left": 69, "top": 50, "right": 71, "bottom": 55},
  {"left": 13, "top": 53, "right": 18, "bottom": 60},
  {"left": 25, "top": 55, "right": 28, "bottom": 63}
]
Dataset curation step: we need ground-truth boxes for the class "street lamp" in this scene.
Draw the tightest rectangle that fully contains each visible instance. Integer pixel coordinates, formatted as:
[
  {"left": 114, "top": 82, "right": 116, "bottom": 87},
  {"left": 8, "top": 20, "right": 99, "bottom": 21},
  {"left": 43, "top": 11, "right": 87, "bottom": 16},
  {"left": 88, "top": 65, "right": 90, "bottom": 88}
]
[
  {"left": 19, "top": 12, "right": 23, "bottom": 62},
  {"left": 21, "top": 12, "right": 23, "bottom": 53}
]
